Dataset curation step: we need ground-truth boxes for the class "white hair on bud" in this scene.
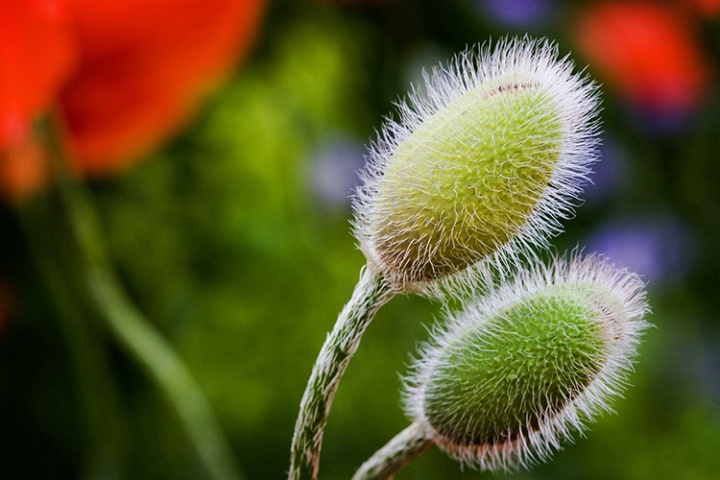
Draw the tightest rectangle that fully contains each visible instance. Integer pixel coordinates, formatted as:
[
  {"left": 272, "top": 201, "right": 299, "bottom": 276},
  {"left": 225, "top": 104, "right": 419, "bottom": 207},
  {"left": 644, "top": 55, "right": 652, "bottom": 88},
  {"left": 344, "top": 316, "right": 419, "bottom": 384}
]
[
  {"left": 403, "top": 252, "right": 650, "bottom": 472},
  {"left": 352, "top": 37, "right": 601, "bottom": 296}
]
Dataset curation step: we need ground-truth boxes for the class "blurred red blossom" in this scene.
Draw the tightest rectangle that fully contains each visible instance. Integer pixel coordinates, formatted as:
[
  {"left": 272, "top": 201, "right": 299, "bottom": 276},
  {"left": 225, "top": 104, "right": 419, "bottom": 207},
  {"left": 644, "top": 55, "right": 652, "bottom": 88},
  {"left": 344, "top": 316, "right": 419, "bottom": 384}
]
[
  {"left": 691, "top": 0, "right": 720, "bottom": 17},
  {"left": 0, "top": 0, "right": 75, "bottom": 150},
  {"left": 1, "top": 0, "right": 264, "bottom": 201},
  {"left": 571, "top": 1, "right": 712, "bottom": 125}
]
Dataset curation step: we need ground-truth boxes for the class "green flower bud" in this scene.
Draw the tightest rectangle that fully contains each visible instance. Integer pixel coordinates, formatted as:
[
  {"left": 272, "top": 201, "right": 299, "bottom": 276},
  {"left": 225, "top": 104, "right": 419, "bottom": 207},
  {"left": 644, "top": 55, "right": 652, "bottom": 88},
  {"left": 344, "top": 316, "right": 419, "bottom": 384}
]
[
  {"left": 404, "top": 255, "right": 649, "bottom": 471},
  {"left": 353, "top": 39, "right": 600, "bottom": 293}
]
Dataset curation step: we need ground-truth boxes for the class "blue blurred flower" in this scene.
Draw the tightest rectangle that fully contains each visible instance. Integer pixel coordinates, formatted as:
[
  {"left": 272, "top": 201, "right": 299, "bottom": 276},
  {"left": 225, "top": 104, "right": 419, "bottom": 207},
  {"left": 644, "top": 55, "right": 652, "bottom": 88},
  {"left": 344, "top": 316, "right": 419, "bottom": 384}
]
[
  {"left": 473, "top": 0, "right": 555, "bottom": 29},
  {"left": 308, "top": 136, "right": 365, "bottom": 209},
  {"left": 584, "top": 214, "right": 696, "bottom": 287},
  {"left": 583, "top": 139, "right": 630, "bottom": 204}
]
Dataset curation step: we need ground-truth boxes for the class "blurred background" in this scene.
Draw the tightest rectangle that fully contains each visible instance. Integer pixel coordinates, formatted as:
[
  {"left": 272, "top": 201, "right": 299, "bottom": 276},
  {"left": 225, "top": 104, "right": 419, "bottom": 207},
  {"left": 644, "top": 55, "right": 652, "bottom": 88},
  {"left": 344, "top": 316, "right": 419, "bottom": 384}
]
[{"left": 1, "top": 0, "right": 720, "bottom": 479}]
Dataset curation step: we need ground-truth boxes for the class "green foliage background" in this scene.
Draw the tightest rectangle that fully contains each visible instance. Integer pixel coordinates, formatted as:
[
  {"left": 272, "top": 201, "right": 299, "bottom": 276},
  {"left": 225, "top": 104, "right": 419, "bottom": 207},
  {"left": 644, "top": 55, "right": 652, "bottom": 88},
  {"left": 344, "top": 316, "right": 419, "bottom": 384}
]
[{"left": 2, "top": 1, "right": 720, "bottom": 479}]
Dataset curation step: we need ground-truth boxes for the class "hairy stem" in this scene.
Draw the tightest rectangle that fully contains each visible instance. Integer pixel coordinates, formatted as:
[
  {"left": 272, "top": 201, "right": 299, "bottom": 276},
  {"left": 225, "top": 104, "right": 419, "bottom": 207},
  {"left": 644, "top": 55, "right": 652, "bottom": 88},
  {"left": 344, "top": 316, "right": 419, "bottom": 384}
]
[
  {"left": 353, "top": 422, "right": 433, "bottom": 480},
  {"left": 43, "top": 117, "right": 242, "bottom": 480},
  {"left": 288, "top": 267, "right": 393, "bottom": 480}
]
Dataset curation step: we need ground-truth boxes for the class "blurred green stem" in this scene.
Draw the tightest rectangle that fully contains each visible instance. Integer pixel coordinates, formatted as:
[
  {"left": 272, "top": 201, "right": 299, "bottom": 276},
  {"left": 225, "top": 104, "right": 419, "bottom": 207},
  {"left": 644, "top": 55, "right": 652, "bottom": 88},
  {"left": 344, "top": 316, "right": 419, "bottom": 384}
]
[
  {"left": 42, "top": 116, "right": 243, "bottom": 480},
  {"left": 21, "top": 200, "right": 124, "bottom": 480},
  {"left": 352, "top": 422, "right": 433, "bottom": 480},
  {"left": 288, "top": 267, "right": 393, "bottom": 480}
]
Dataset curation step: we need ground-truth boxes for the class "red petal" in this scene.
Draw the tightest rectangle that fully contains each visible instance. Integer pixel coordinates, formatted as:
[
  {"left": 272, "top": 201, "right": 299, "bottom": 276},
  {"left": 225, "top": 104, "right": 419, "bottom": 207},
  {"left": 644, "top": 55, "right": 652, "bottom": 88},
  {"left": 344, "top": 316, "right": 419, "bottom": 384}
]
[
  {"left": 572, "top": 2, "right": 710, "bottom": 114},
  {"left": 0, "top": 0, "right": 75, "bottom": 147},
  {"left": 691, "top": 0, "right": 720, "bottom": 17},
  {"left": 0, "top": 137, "right": 49, "bottom": 203},
  {"left": 59, "top": 0, "right": 265, "bottom": 175}
]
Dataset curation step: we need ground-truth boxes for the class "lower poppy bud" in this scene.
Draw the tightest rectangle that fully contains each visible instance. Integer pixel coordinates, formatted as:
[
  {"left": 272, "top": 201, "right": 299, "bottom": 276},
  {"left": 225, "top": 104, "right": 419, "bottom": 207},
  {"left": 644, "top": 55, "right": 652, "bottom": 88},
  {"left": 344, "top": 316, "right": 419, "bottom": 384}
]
[{"left": 403, "top": 254, "right": 649, "bottom": 471}]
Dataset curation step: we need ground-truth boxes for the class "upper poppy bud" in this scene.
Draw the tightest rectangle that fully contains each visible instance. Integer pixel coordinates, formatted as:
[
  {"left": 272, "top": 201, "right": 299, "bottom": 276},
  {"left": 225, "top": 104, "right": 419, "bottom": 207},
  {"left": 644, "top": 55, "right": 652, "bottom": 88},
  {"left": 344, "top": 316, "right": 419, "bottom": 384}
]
[{"left": 353, "top": 38, "right": 600, "bottom": 293}]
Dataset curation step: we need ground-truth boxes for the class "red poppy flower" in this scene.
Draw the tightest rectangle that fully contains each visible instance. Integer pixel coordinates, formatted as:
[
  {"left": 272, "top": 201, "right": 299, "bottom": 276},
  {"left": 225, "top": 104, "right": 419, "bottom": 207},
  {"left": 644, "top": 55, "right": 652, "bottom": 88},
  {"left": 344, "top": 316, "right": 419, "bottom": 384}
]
[
  {"left": 571, "top": 2, "right": 711, "bottom": 120},
  {"left": 0, "top": 0, "right": 75, "bottom": 200},
  {"left": 1, "top": 0, "right": 264, "bottom": 201}
]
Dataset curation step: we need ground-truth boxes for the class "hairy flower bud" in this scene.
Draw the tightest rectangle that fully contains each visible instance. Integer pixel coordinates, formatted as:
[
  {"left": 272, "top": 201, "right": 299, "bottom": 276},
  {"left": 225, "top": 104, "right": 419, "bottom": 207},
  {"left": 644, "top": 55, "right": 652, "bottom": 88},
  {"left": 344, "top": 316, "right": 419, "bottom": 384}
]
[
  {"left": 403, "top": 254, "right": 649, "bottom": 471},
  {"left": 353, "top": 38, "right": 600, "bottom": 293}
]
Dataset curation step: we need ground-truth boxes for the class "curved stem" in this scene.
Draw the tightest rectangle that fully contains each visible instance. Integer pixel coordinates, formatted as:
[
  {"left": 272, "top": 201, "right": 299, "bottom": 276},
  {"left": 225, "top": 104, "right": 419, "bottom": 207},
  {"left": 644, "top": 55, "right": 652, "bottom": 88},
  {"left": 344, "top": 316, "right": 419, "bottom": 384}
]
[
  {"left": 353, "top": 422, "right": 433, "bottom": 480},
  {"left": 288, "top": 267, "right": 393, "bottom": 480},
  {"left": 43, "top": 116, "right": 242, "bottom": 480},
  {"left": 87, "top": 268, "right": 241, "bottom": 480}
]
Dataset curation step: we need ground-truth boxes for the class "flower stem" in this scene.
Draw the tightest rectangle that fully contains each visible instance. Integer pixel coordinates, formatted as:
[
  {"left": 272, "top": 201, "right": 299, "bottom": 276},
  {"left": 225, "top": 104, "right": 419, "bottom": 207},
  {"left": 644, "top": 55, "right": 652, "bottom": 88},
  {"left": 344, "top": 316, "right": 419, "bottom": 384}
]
[
  {"left": 42, "top": 116, "right": 243, "bottom": 480},
  {"left": 88, "top": 267, "right": 241, "bottom": 480},
  {"left": 20, "top": 200, "right": 125, "bottom": 480},
  {"left": 288, "top": 267, "right": 393, "bottom": 480},
  {"left": 353, "top": 422, "right": 433, "bottom": 480}
]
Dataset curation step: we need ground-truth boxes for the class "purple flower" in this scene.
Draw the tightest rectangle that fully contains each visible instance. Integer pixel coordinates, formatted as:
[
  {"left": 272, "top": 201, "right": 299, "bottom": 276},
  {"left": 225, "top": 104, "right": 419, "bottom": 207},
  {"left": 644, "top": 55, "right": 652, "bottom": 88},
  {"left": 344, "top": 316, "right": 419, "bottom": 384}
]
[
  {"left": 474, "top": 0, "right": 555, "bottom": 28},
  {"left": 584, "top": 214, "right": 695, "bottom": 286}
]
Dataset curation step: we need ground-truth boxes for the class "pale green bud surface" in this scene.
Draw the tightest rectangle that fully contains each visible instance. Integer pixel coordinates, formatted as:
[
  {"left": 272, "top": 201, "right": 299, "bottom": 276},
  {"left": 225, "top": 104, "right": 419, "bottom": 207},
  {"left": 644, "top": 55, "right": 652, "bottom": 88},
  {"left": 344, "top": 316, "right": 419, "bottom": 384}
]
[{"left": 375, "top": 82, "right": 561, "bottom": 282}]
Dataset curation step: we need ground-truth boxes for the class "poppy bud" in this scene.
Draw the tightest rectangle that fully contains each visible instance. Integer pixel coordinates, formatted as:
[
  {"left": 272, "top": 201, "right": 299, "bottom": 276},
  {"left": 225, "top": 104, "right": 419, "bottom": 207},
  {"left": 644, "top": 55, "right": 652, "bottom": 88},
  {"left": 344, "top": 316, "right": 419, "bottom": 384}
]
[
  {"left": 353, "top": 39, "right": 600, "bottom": 293},
  {"left": 404, "top": 254, "right": 649, "bottom": 471}
]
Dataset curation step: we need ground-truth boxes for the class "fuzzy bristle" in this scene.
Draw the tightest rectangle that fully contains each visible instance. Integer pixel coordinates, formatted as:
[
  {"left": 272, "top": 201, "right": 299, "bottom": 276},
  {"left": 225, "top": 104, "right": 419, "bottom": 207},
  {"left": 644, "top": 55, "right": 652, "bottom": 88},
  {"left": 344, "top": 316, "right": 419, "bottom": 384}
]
[
  {"left": 403, "top": 253, "right": 650, "bottom": 472},
  {"left": 352, "top": 38, "right": 600, "bottom": 295}
]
